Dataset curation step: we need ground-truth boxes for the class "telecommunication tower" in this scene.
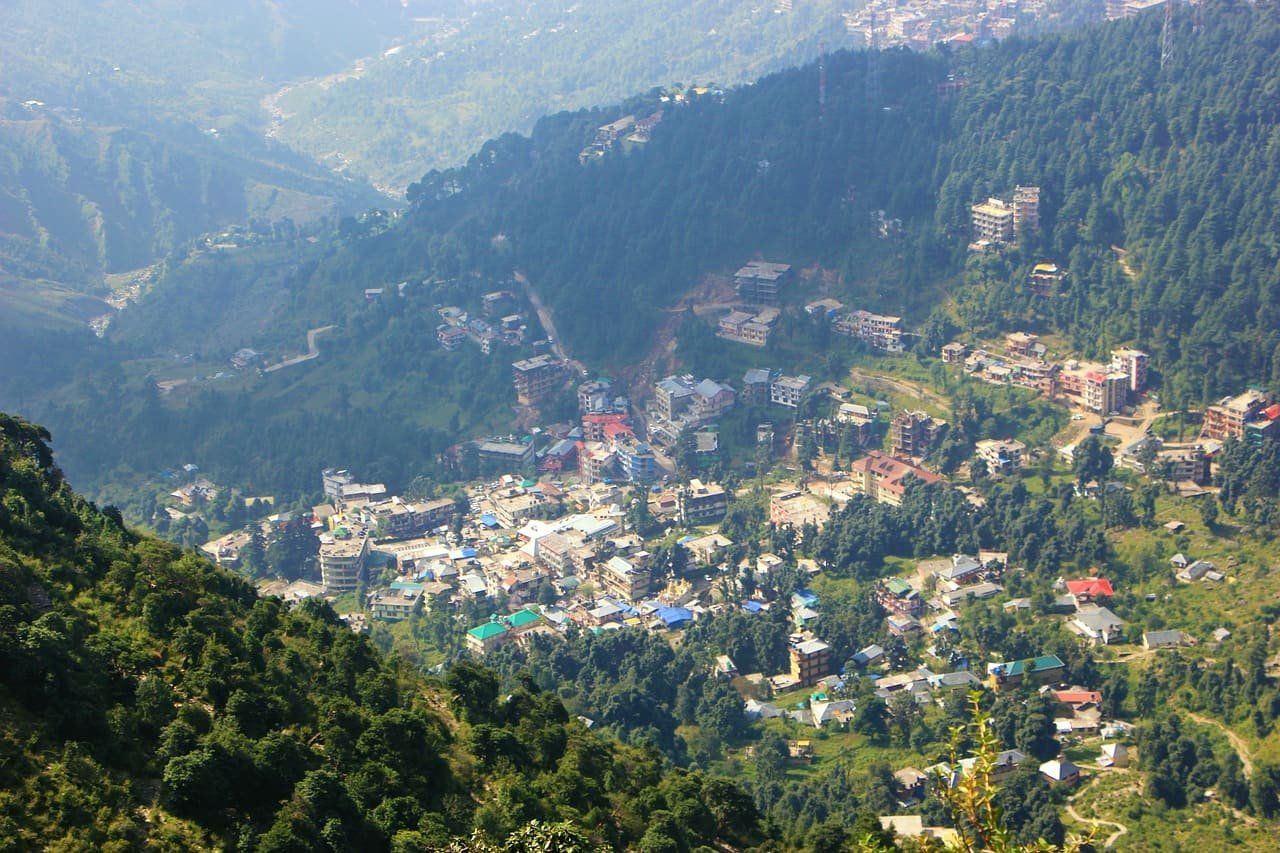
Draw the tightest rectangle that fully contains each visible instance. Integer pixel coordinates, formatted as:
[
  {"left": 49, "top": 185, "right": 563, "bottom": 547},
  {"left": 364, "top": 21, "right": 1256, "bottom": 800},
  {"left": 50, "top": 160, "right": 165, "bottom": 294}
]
[{"left": 866, "top": 12, "right": 882, "bottom": 107}]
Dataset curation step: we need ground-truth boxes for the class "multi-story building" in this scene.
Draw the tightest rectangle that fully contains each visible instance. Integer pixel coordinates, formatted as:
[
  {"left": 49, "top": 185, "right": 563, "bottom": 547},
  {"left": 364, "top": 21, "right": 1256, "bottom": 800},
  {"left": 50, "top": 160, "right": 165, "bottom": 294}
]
[
  {"left": 598, "top": 555, "right": 651, "bottom": 603},
  {"left": 742, "top": 368, "right": 772, "bottom": 404},
  {"left": 1106, "top": 0, "right": 1164, "bottom": 20},
  {"left": 890, "top": 410, "right": 945, "bottom": 458},
  {"left": 1012, "top": 185, "right": 1040, "bottom": 237},
  {"left": 877, "top": 578, "right": 923, "bottom": 617},
  {"left": 577, "top": 441, "right": 617, "bottom": 485},
  {"left": 477, "top": 438, "right": 535, "bottom": 470},
  {"left": 834, "top": 309, "right": 905, "bottom": 352},
  {"left": 654, "top": 375, "right": 697, "bottom": 423},
  {"left": 1155, "top": 446, "right": 1211, "bottom": 485},
  {"left": 1005, "top": 332, "right": 1039, "bottom": 358},
  {"left": 319, "top": 530, "right": 370, "bottom": 592},
  {"left": 850, "top": 451, "right": 945, "bottom": 507},
  {"left": 734, "top": 260, "right": 792, "bottom": 306},
  {"left": 615, "top": 440, "right": 658, "bottom": 484},
  {"left": 355, "top": 496, "right": 454, "bottom": 539},
  {"left": 975, "top": 438, "right": 1027, "bottom": 476},
  {"left": 771, "top": 374, "right": 812, "bottom": 408},
  {"left": 681, "top": 479, "right": 727, "bottom": 525},
  {"left": 368, "top": 584, "right": 424, "bottom": 621},
  {"left": 512, "top": 354, "right": 562, "bottom": 404},
  {"left": 1030, "top": 263, "right": 1062, "bottom": 297},
  {"left": 1058, "top": 362, "right": 1130, "bottom": 414},
  {"left": 491, "top": 491, "right": 549, "bottom": 528},
  {"left": 789, "top": 636, "right": 831, "bottom": 688},
  {"left": 578, "top": 379, "right": 613, "bottom": 414},
  {"left": 322, "top": 468, "right": 354, "bottom": 502},
  {"left": 971, "top": 198, "right": 1014, "bottom": 243},
  {"left": 1110, "top": 348, "right": 1149, "bottom": 394},
  {"left": 466, "top": 620, "right": 511, "bottom": 656},
  {"left": 941, "top": 342, "right": 968, "bottom": 364},
  {"left": 718, "top": 310, "right": 773, "bottom": 347},
  {"left": 1201, "top": 390, "right": 1271, "bottom": 441}
]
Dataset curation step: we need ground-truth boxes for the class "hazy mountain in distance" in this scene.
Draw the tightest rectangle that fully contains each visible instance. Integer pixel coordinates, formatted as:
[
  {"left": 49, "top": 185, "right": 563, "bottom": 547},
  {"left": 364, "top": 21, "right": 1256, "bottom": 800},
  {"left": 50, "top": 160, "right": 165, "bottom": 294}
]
[{"left": 0, "top": 0, "right": 410, "bottom": 324}]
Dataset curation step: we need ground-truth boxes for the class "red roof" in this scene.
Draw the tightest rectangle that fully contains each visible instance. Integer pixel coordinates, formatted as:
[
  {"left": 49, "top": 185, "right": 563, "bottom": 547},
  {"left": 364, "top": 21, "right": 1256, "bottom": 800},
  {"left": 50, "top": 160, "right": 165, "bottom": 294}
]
[
  {"left": 1265, "top": 404, "right": 1280, "bottom": 420},
  {"left": 1065, "top": 578, "right": 1114, "bottom": 598},
  {"left": 1052, "top": 690, "right": 1102, "bottom": 705}
]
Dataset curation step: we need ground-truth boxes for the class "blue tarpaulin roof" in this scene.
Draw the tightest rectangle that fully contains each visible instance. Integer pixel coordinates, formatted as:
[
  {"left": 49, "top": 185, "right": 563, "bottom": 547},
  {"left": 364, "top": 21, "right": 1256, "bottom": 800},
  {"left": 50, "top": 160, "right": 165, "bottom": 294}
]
[
  {"left": 655, "top": 607, "right": 693, "bottom": 628},
  {"left": 479, "top": 513, "right": 499, "bottom": 528},
  {"left": 743, "top": 600, "right": 765, "bottom": 613}
]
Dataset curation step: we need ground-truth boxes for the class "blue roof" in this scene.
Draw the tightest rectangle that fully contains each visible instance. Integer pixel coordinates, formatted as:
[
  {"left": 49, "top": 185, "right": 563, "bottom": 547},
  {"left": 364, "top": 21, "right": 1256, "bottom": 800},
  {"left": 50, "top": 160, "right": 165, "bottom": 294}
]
[
  {"left": 479, "top": 513, "right": 499, "bottom": 528},
  {"left": 655, "top": 607, "right": 694, "bottom": 627},
  {"left": 794, "top": 588, "right": 819, "bottom": 606},
  {"left": 459, "top": 547, "right": 477, "bottom": 558},
  {"left": 743, "top": 600, "right": 765, "bottom": 613}
]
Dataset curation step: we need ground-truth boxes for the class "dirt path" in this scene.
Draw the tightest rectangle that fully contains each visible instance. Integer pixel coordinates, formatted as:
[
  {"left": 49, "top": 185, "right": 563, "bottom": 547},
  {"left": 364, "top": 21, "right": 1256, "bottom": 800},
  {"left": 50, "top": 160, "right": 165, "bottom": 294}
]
[
  {"left": 1187, "top": 712, "right": 1254, "bottom": 778},
  {"left": 846, "top": 367, "right": 949, "bottom": 409},
  {"left": 263, "top": 325, "right": 335, "bottom": 372},
  {"left": 1112, "top": 245, "right": 1137, "bottom": 280},
  {"left": 1065, "top": 801, "right": 1128, "bottom": 849}
]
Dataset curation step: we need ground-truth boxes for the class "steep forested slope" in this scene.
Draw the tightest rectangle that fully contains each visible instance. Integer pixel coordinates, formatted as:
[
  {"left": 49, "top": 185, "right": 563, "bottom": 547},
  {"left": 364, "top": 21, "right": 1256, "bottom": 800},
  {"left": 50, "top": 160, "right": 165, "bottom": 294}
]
[
  {"left": 0, "top": 414, "right": 764, "bottom": 850},
  {"left": 7, "top": 1, "right": 1280, "bottom": 505}
]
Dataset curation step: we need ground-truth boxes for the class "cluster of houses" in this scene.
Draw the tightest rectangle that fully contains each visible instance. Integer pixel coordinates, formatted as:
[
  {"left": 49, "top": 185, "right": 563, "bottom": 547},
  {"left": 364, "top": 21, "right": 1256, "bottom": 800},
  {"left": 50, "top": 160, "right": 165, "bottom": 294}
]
[
  {"left": 433, "top": 289, "right": 531, "bottom": 354},
  {"left": 945, "top": 335, "right": 1150, "bottom": 417},
  {"left": 843, "top": 0, "right": 1066, "bottom": 51},
  {"left": 578, "top": 110, "right": 664, "bottom": 163}
]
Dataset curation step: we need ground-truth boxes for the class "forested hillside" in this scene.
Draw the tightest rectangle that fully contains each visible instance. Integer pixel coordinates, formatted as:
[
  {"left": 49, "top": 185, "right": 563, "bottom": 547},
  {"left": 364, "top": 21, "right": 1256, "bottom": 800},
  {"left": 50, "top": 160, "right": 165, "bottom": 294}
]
[
  {"left": 0, "top": 0, "right": 402, "bottom": 316},
  {"left": 0, "top": 413, "right": 766, "bottom": 849},
  {"left": 273, "top": 0, "right": 851, "bottom": 192},
  {"left": 6, "top": 1, "right": 1280, "bottom": 506}
]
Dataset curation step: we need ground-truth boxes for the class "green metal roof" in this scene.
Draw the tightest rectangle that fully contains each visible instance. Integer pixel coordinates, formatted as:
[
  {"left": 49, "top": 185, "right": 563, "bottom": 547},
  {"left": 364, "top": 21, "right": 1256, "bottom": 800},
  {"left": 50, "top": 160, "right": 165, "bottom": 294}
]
[
  {"left": 467, "top": 622, "right": 509, "bottom": 640},
  {"left": 886, "top": 578, "right": 914, "bottom": 595},
  {"left": 507, "top": 609, "right": 541, "bottom": 628},
  {"left": 998, "top": 654, "right": 1065, "bottom": 677}
]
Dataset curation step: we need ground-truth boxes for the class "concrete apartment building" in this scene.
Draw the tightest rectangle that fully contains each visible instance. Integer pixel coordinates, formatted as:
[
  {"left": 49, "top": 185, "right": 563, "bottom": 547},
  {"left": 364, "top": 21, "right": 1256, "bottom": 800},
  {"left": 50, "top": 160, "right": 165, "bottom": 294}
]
[
  {"left": 1058, "top": 362, "right": 1129, "bottom": 414},
  {"left": 789, "top": 636, "right": 832, "bottom": 688},
  {"left": 1012, "top": 185, "right": 1040, "bottom": 236},
  {"left": 834, "top": 309, "right": 905, "bottom": 352},
  {"left": 718, "top": 310, "right": 774, "bottom": 347},
  {"left": 1110, "top": 347, "right": 1149, "bottom": 394},
  {"left": 598, "top": 555, "right": 651, "bottom": 603},
  {"left": 850, "top": 451, "right": 945, "bottom": 507},
  {"left": 971, "top": 198, "right": 1014, "bottom": 243},
  {"left": 1202, "top": 390, "right": 1271, "bottom": 441},
  {"left": 771, "top": 374, "right": 812, "bottom": 408},
  {"left": 890, "top": 410, "right": 945, "bottom": 458},
  {"left": 975, "top": 438, "right": 1027, "bottom": 476},
  {"left": 741, "top": 368, "right": 772, "bottom": 403},
  {"left": 512, "top": 354, "right": 562, "bottom": 404},
  {"left": 368, "top": 584, "right": 424, "bottom": 621},
  {"left": 681, "top": 479, "right": 728, "bottom": 525},
  {"left": 734, "top": 261, "right": 792, "bottom": 306},
  {"left": 319, "top": 530, "right": 370, "bottom": 592}
]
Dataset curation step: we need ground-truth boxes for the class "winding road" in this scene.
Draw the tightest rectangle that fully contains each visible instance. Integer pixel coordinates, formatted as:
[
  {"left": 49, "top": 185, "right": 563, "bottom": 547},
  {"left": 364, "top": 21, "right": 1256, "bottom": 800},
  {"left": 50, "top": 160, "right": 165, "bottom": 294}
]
[{"left": 263, "top": 325, "right": 335, "bottom": 372}]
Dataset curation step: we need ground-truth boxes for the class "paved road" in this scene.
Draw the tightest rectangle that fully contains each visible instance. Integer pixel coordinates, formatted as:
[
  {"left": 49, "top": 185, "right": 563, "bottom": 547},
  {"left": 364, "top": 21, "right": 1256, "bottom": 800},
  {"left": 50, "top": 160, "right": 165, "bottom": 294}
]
[{"left": 514, "top": 271, "right": 586, "bottom": 376}]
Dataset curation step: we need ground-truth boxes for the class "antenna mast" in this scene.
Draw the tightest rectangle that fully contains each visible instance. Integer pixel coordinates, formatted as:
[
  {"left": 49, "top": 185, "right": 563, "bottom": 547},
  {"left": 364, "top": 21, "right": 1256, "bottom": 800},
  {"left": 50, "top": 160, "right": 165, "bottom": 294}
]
[{"left": 866, "top": 12, "right": 882, "bottom": 107}]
